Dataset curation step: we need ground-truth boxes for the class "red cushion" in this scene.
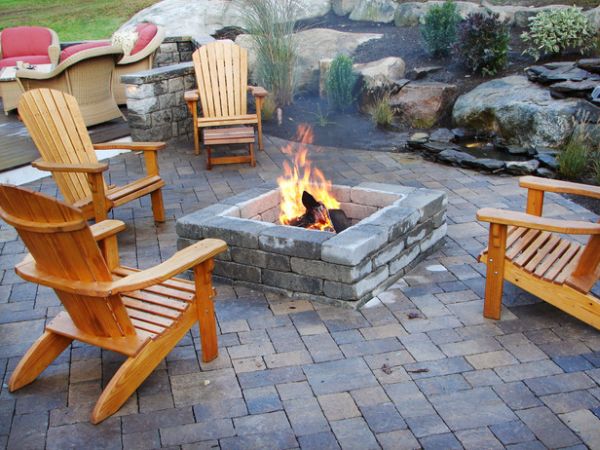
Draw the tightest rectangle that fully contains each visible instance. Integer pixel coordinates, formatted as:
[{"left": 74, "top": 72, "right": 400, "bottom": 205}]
[
  {"left": 1, "top": 26, "right": 53, "bottom": 58},
  {"left": 0, "top": 55, "right": 51, "bottom": 68},
  {"left": 60, "top": 41, "right": 110, "bottom": 62},
  {"left": 130, "top": 23, "right": 158, "bottom": 55}
]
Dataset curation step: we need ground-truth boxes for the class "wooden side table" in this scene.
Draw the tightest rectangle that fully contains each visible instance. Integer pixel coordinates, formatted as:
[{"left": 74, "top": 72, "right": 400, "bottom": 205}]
[{"left": 203, "top": 126, "right": 256, "bottom": 170}]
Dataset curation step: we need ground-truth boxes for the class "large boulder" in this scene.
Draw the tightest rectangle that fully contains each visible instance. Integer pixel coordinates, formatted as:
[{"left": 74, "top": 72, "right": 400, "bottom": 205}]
[
  {"left": 354, "top": 57, "right": 406, "bottom": 91},
  {"left": 349, "top": 0, "right": 398, "bottom": 23},
  {"left": 389, "top": 82, "right": 457, "bottom": 128},
  {"left": 394, "top": 1, "right": 481, "bottom": 27},
  {"left": 121, "top": 0, "right": 331, "bottom": 39},
  {"left": 332, "top": 0, "right": 360, "bottom": 15},
  {"left": 452, "top": 75, "right": 600, "bottom": 148},
  {"left": 585, "top": 6, "right": 600, "bottom": 31},
  {"left": 237, "top": 28, "right": 382, "bottom": 93}
]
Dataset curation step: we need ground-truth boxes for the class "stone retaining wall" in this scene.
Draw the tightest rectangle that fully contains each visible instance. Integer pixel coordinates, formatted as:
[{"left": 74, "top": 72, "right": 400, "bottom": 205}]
[
  {"left": 154, "top": 36, "right": 212, "bottom": 67},
  {"left": 122, "top": 62, "right": 196, "bottom": 141},
  {"left": 176, "top": 182, "right": 447, "bottom": 309}
]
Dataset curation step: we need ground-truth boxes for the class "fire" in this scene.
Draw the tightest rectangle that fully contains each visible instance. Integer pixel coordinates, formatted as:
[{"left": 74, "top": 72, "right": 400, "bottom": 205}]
[{"left": 277, "top": 125, "right": 340, "bottom": 231}]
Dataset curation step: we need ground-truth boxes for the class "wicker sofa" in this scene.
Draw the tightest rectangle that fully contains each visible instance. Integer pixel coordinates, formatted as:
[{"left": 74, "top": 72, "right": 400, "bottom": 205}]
[
  {"left": 57, "top": 23, "right": 165, "bottom": 105},
  {"left": 16, "top": 46, "right": 124, "bottom": 126},
  {"left": 0, "top": 26, "right": 60, "bottom": 68}
]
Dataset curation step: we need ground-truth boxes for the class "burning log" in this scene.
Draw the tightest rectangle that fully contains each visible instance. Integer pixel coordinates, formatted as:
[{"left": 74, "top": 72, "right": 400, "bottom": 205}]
[{"left": 287, "top": 191, "right": 349, "bottom": 233}]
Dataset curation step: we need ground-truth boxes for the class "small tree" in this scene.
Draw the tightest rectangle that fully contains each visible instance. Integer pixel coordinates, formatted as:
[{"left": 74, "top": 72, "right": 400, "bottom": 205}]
[
  {"left": 326, "top": 55, "right": 358, "bottom": 112},
  {"left": 455, "top": 11, "right": 509, "bottom": 76},
  {"left": 421, "top": 0, "right": 461, "bottom": 56}
]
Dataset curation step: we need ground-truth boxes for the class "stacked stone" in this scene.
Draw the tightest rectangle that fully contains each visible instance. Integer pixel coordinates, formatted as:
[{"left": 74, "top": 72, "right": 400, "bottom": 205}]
[
  {"left": 122, "top": 62, "right": 197, "bottom": 141},
  {"left": 176, "top": 182, "right": 447, "bottom": 309},
  {"left": 154, "top": 36, "right": 196, "bottom": 67}
]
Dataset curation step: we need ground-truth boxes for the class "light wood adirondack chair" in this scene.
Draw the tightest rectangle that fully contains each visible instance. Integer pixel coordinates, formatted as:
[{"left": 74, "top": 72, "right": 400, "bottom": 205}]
[
  {"left": 477, "top": 176, "right": 600, "bottom": 330},
  {"left": 0, "top": 184, "right": 227, "bottom": 424},
  {"left": 18, "top": 88, "right": 166, "bottom": 227},
  {"left": 184, "top": 41, "right": 268, "bottom": 157}
]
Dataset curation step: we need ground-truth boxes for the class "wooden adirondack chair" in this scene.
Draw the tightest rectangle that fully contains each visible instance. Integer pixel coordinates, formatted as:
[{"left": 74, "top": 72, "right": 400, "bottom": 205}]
[
  {"left": 18, "top": 88, "right": 166, "bottom": 225},
  {"left": 184, "top": 41, "right": 268, "bottom": 157},
  {"left": 0, "top": 184, "right": 227, "bottom": 424},
  {"left": 477, "top": 176, "right": 600, "bottom": 330}
]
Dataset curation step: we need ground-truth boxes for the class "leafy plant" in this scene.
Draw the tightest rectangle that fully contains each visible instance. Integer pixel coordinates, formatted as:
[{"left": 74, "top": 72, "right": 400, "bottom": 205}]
[
  {"left": 558, "top": 128, "right": 590, "bottom": 180},
  {"left": 237, "top": 0, "right": 299, "bottom": 106},
  {"left": 369, "top": 96, "right": 394, "bottom": 128},
  {"left": 592, "top": 151, "right": 600, "bottom": 185},
  {"left": 454, "top": 11, "right": 509, "bottom": 76},
  {"left": 521, "top": 7, "right": 595, "bottom": 60},
  {"left": 421, "top": 0, "right": 461, "bottom": 56},
  {"left": 326, "top": 55, "right": 358, "bottom": 112},
  {"left": 312, "top": 104, "right": 335, "bottom": 127}
]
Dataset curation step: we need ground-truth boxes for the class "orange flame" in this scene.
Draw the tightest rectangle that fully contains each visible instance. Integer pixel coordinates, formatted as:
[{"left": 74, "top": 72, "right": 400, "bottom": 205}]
[{"left": 277, "top": 125, "right": 340, "bottom": 231}]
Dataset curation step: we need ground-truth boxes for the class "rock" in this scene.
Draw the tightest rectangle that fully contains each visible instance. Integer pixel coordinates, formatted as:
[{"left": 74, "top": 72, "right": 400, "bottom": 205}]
[
  {"left": 429, "top": 128, "right": 454, "bottom": 143},
  {"left": 422, "top": 142, "right": 454, "bottom": 154},
  {"left": 333, "top": 0, "right": 360, "bottom": 15},
  {"left": 354, "top": 57, "right": 406, "bottom": 92},
  {"left": 407, "top": 66, "right": 442, "bottom": 80},
  {"left": 463, "top": 158, "right": 506, "bottom": 172},
  {"left": 437, "top": 149, "right": 476, "bottom": 165},
  {"left": 122, "top": 0, "right": 332, "bottom": 39},
  {"left": 237, "top": 28, "right": 382, "bottom": 93},
  {"left": 452, "top": 75, "right": 600, "bottom": 148},
  {"left": 408, "top": 132, "right": 429, "bottom": 147},
  {"left": 584, "top": 6, "right": 600, "bottom": 31},
  {"left": 536, "top": 153, "right": 559, "bottom": 170},
  {"left": 535, "top": 167, "right": 556, "bottom": 178},
  {"left": 550, "top": 80, "right": 599, "bottom": 99},
  {"left": 577, "top": 58, "right": 600, "bottom": 75},
  {"left": 506, "top": 146, "right": 529, "bottom": 155},
  {"left": 506, "top": 160, "right": 540, "bottom": 175},
  {"left": 526, "top": 64, "right": 598, "bottom": 84},
  {"left": 389, "top": 81, "right": 457, "bottom": 128},
  {"left": 350, "top": 0, "right": 398, "bottom": 23},
  {"left": 394, "top": 1, "right": 481, "bottom": 27},
  {"left": 451, "top": 128, "right": 476, "bottom": 140}
]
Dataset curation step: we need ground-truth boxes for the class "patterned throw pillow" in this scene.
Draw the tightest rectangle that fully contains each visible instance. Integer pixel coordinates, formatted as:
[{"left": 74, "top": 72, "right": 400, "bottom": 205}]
[{"left": 111, "top": 29, "right": 139, "bottom": 56}]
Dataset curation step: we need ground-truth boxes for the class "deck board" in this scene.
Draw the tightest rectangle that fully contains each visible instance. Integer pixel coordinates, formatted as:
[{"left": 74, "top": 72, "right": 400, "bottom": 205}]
[{"left": 0, "top": 100, "right": 130, "bottom": 172}]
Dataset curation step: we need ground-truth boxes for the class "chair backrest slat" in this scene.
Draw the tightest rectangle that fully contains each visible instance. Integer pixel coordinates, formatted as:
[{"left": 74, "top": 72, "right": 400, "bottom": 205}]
[
  {"left": 18, "top": 89, "right": 103, "bottom": 204},
  {"left": 0, "top": 184, "right": 135, "bottom": 337},
  {"left": 193, "top": 41, "right": 248, "bottom": 119}
]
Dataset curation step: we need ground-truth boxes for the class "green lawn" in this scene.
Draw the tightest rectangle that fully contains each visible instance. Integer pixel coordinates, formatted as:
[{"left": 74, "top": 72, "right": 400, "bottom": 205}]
[{"left": 0, "top": 0, "right": 157, "bottom": 41}]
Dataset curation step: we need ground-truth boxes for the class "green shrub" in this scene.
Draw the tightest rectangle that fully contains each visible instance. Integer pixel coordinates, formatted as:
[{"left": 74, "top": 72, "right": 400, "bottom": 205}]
[
  {"left": 421, "top": 0, "right": 461, "bottom": 56},
  {"left": 455, "top": 11, "right": 509, "bottom": 76},
  {"left": 312, "top": 104, "right": 335, "bottom": 127},
  {"left": 559, "top": 130, "right": 590, "bottom": 180},
  {"left": 326, "top": 55, "right": 358, "bottom": 112},
  {"left": 521, "top": 7, "right": 595, "bottom": 61},
  {"left": 369, "top": 96, "right": 394, "bottom": 128},
  {"left": 592, "top": 152, "right": 600, "bottom": 185},
  {"left": 237, "top": 0, "right": 299, "bottom": 106}
]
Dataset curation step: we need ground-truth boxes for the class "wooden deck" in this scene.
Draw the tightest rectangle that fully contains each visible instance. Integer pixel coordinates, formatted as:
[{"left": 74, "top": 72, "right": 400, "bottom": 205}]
[{"left": 0, "top": 100, "right": 131, "bottom": 172}]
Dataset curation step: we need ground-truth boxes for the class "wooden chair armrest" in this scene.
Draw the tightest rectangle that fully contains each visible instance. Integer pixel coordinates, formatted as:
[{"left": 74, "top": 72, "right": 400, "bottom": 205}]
[
  {"left": 520, "top": 176, "right": 600, "bottom": 200},
  {"left": 90, "top": 220, "right": 126, "bottom": 241},
  {"left": 185, "top": 89, "right": 199, "bottom": 102},
  {"left": 477, "top": 208, "right": 600, "bottom": 235},
  {"left": 111, "top": 239, "right": 227, "bottom": 294},
  {"left": 93, "top": 142, "right": 166, "bottom": 152},
  {"left": 248, "top": 85, "right": 268, "bottom": 98},
  {"left": 32, "top": 158, "right": 108, "bottom": 174}
]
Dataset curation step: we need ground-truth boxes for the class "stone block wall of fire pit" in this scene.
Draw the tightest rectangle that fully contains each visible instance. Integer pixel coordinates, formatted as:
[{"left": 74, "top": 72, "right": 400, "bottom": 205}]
[{"left": 176, "top": 182, "right": 447, "bottom": 308}]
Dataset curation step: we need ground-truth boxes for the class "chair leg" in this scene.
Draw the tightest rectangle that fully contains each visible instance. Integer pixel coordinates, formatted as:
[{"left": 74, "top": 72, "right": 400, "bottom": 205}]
[
  {"left": 206, "top": 146, "right": 212, "bottom": 170},
  {"left": 151, "top": 188, "right": 165, "bottom": 223},
  {"left": 483, "top": 223, "right": 507, "bottom": 320},
  {"left": 194, "top": 261, "right": 218, "bottom": 362},
  {"left": 249, "top": 143, "right": 256, "bottom": 168},
  {"left": 91, "top": 315, "right": 194, "bottom": 424},
  {"left": 8, "top": 331, "right": 72, "bottom": 391}
]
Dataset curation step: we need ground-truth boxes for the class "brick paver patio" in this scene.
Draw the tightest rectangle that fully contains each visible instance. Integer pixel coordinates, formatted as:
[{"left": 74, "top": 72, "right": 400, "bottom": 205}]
[{"left": 1, "top": 134, "right": 600, "bottom": 449}]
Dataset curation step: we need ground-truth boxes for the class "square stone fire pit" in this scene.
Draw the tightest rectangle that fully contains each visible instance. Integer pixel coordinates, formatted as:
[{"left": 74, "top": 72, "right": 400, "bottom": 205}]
[{"left": 176, "top": 182, "right": 447, "bottom": 308}]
